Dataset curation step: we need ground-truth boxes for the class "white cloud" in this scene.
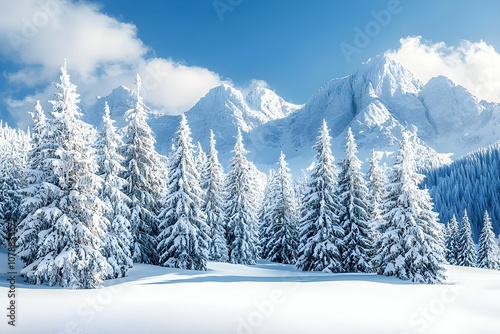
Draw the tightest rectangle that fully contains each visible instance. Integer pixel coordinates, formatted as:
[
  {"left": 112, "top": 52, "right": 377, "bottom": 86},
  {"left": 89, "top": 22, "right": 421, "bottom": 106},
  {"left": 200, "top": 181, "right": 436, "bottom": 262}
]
[
  {"left": 387, "top": 36, "right": 500, "bottom": 102},
  {"left": 0, "top": 0, "right": 229, "bottom": 127}
]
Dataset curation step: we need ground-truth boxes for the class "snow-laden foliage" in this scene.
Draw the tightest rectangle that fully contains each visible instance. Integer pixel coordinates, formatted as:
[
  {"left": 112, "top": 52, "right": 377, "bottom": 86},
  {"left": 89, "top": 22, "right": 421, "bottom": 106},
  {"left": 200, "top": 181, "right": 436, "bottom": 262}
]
[
  {"left": 95, "top": 102, "right": 133, "bottom": 278},
  {"left": 195, "top": 141, "right": 208, "bottom": 178},
  {"left": 157, "top": 115, "right": 209, "bottom": 270},
  {"left": 477, "top": 211, "right": 499, "bottom": 270},
  {"left": 367, "top": 151, "right": 386, "bottom": 241},
  {"left": 200, "top": 130, "right": 228, "bottom": 262},
  {"left": 296, "top": 120, "right": 344, "bottom": 273},
  {"left": 225, "top": 129, "right": 260, "bottom": 265},
  {"left": 261, "top": 153, "right": 299, "bottom": 264},
  {"left": 259, "top": 170, "right": 276, "bottom": 260},
  {"left": 375, "top": 132, "right": 446, "bottom": 284},
  {"left": 456, "top": 210, "right": 477, "bottom": 267},
  {"left": 338, "top": 129, "right": 374, "bottom": 273},
  {"left": 18, "top": 62, "right": 109, "bottom": 288},
  {"left": 0, "top": 122, "right": 30, "bottom": 247},
  {"left": 444, "top": 215, "right": 459, "bottom": 265},
  {"left": 122, "top": 75, "right": 165, "bottom": 264}
]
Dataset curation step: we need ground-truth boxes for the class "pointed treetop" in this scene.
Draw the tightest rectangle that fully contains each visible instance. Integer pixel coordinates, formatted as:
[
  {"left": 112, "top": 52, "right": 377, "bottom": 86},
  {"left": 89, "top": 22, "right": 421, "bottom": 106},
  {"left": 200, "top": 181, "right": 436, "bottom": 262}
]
[
  {"left": 233, "top": 128, "right": 248, "bottom": 155},
  {"left": 135, "top": 73, "right": 142, "bottom": 94},
  {"left": 320, "top": 119, "right": 330, "bottom": 136},
  {"left": 103, "top": 100, "right": 111, "bottom": 118},
  {"left": 345, "top": 127, "right": 358, "bottom": 155},
  {"left": 278, "top": 151, "right": 286, "bottom": 166},
  {"left": 209, "top": 129, "right": 216, "bottom": 146}
]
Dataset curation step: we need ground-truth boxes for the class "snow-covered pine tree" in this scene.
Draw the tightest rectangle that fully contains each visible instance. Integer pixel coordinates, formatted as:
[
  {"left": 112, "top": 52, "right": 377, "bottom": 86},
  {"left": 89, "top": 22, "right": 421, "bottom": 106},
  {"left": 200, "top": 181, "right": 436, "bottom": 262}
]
[
  {"left": 19, "top": 61, "right": 109, "bottom": 288},
  {"left": 0, "top": 123, "right": 29, "bottom": 247},
  {"left": 444, "top": 215, "right": 459, "bottom": 265},
  {"left": 201, "top": 130, "right": 228, "bottom": 262},
  {"left": 95, "top": 101, "right": 133, "bottom": 278},
  {"left": 157, "top": 115, "right": 209, "bottom": 270},
  {"left": 296, "top": 120, "right": 343, "bottom": 273},
  {"left": 375, "top": 131, "right": 446, "bottom": 284},
  {"left": 195, "top": 141, "right": 208, "bottom": 178},
  {"left": 477, "top": 211, "right": 500, "bottom": 270},
  {"left": 122, "top": 74, "right": 165, "bottom": 264},
  {"left": 456, "top": 210, "right": 477, "bottom": 267},
  {"left": 16, "top": 101, "right": 59, "bottom": 266},
  {"left": 225, "top": 129, "right": 259, "bottom": 265},
  {"left": 367, "top": 150, "right": 386, "bottom": 240},
  {"left": 259, "top": 170, "right": 277, "bottom": 260},
  {"left": 338, "top": 129, "right": 373, "bottom": 273},
  {"left": 265, "top": 152, "right": 299, "bottom": 264}
]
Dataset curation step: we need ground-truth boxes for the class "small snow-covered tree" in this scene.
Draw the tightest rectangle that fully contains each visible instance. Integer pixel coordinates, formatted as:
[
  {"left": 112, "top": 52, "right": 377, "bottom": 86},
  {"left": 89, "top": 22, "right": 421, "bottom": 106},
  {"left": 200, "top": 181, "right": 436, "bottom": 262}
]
[
  {"left": 265, "top": 153, "right": 299, "bottom": 264},
  {"left": 225, "top": 129, "right": 259, "bottom": 265},
  {"left": 95, "top": 101, "right": 133, "bottom": 278},
  {"left": 375, "top": 131, "right": 446, "bottom": 284},
  {"left": 157, "top": 115, "right": 209, "bottom": 270},
  {"left": 456, "top": 210, "right": 477, "bottom": 267},
  {"left": 201, "top": 130, "right": 228, "bottom": 262},
  {"left": 367, "top": 151, "right": 386, "bottom": 240},
  {"left": 296, "top": 120, "right": 344, "bottom": 273},
  {"left": 259, "top": 170, "right": 277, "bottom": 260},
  {"left": 195, "top": 141, "right": 208, "bottom": 177},
  {"left": 338, "top": 129, "right": 373, "bottom": 273},
  {"left": 19, "top": 62, "right": 109, "bottom": 288},
  {"left": 122, "top": 74, "right": 165, "bottom": 264},
  {"left": 477, "top": 211, "right": 500, "bottom": 270},
  {"left": 444, "top": 215, "right": 459, "bottom": 265}
]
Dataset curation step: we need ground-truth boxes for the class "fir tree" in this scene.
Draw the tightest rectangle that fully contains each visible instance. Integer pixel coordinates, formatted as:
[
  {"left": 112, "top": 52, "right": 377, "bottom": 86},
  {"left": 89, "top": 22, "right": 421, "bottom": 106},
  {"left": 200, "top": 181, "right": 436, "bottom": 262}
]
[
  {"left": 95, "top": 101, "right": 133, "bottom": 278},
  {"left": 195, "top": 141, "right": 208, "bottom": 177},
  {"left": 17, "top": 102, "right": 59, "bottom": 266},
  {"left": 444, "top": 215, "right": 459, "bottom": 265},
  {"left": 367, "top": 150, "right": 386, "bottom": 240},
  {"left": 259, "top": 170, "right": 277, "bottom": 260},
  {"left": 122, "top": 74, "right": 165, "bottom": 264},
  {"left": 19, "top": 62, "right": 109, "bottom": 288},
  {"left": 225, "top": 129, "right": 259, "bottom": 264},
  {"left": 477, "top": 211, "right": 500, "bottom": 270},
  {"left": 201, "top": 130, "right": 228, "bottom": 262},
  {"left": 338, "top": 129, "right": 373, "bottom": 273},
  {"left": 157, "top": 115, "right": 209, "bottom": 270},
  {"left": 456, "top": 210, "right": 477, "bottom": 267},
  {"left": 296, "top": 120, "right": 344, "bottom": 273},
  {"left": 375, "top": 131, "right": 446, "bottom": 284},
  {"left": 0, "top": 123, "right": 29, "bottom": 247},
  {"left": 265, "top": 153, "right": 299, "bottom": 264}
]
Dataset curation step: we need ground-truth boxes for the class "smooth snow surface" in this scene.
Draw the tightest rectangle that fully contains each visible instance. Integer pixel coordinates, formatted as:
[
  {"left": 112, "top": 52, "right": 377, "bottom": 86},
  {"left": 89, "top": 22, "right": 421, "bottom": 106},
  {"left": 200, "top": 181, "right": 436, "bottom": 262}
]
[{"left": 1, "top": 249, "right": 499, "bottom": 334}]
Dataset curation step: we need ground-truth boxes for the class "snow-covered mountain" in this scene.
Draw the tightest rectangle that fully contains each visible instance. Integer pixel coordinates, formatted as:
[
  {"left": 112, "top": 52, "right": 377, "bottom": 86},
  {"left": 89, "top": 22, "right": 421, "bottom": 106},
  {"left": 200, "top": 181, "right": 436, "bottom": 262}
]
[{"left": 84, "top": 55, "right": 500, "bottom": 172}]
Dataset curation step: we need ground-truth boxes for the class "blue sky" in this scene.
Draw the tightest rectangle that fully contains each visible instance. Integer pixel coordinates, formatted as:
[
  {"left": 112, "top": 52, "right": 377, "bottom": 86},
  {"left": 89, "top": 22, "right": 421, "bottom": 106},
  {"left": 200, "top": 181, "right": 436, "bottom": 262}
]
[{"left": 1, "top": 0, "right": 500, "bottom": 127}]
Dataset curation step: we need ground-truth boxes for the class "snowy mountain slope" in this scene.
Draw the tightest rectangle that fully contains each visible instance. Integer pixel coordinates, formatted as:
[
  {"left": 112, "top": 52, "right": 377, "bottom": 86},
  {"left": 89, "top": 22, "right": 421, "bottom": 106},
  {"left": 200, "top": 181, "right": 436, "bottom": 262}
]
[
  {"left": 83, "top": 55, "right": 500, "bottom": 173},
  {"left": 2, "top": 248, "right": 500, "bottom": 334}
]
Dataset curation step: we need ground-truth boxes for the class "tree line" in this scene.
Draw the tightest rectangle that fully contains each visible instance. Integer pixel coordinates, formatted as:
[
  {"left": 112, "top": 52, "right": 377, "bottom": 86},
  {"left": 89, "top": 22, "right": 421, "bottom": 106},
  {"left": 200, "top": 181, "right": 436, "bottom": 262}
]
[{"left": 1, "top": 63, "right": 497, "bottom": 289}]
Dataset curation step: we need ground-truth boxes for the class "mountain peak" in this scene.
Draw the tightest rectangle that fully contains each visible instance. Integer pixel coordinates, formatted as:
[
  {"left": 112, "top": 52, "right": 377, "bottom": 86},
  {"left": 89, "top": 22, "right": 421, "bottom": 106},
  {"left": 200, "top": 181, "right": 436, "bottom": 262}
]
[{"left": 354, "top": 54, "right": 422, "bottom": 95}]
